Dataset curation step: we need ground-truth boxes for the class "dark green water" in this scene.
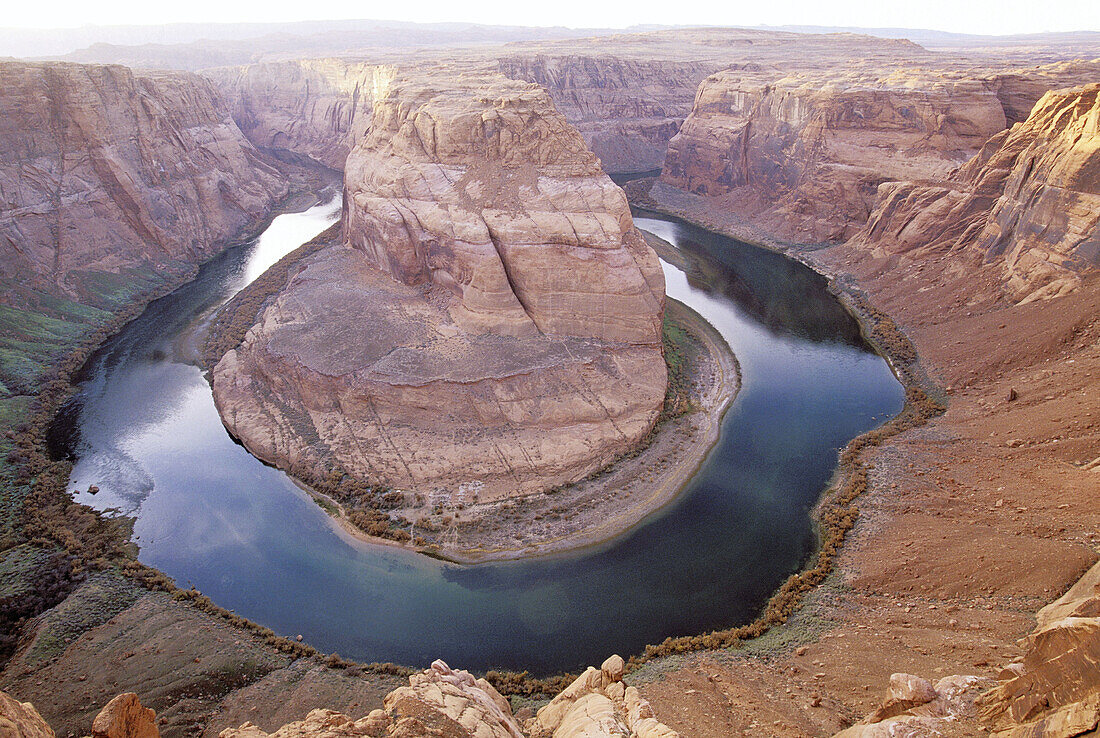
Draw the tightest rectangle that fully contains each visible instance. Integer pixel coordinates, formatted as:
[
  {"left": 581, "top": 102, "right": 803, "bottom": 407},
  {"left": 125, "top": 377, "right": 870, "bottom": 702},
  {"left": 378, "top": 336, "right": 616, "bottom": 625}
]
[{"left": 50, "top": 197, "right": 904, "bottom": 675}]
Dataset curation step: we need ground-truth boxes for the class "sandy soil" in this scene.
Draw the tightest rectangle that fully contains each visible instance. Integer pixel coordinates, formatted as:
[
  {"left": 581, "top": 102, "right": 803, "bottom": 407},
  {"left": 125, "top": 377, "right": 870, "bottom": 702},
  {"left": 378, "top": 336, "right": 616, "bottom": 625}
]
[
  {"left": 625, "top": 185, "right": 1100, "bottom": 738},
  {"left": 309, "top": 298, "right": 741, "bottom": 563}
]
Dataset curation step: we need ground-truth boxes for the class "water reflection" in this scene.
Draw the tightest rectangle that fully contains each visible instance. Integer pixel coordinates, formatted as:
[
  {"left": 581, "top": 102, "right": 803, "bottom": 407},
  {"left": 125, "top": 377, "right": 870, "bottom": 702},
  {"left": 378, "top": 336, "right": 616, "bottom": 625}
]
[{"left": 636, "top": 211, "right": 867, "bottom": 347}]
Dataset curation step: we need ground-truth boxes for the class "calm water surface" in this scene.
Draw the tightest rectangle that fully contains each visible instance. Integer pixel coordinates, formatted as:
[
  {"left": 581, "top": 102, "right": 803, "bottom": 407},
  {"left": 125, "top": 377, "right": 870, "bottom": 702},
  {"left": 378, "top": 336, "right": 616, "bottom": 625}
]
[{"left": 51, "top": 197, "right": 904, "bottom": 675}]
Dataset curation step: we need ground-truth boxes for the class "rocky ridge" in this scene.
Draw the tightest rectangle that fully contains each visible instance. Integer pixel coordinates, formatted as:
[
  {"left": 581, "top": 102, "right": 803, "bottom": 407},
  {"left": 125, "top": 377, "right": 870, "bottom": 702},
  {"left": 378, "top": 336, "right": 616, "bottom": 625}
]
[{"left": 211, "top": 72, "right": 666, "bottom": 503}]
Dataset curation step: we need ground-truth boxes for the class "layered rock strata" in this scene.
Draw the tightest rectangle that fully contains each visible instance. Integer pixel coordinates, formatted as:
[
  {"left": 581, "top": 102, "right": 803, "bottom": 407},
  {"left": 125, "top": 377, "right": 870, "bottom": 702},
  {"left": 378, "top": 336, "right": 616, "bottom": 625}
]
[
  {"left": 661, "top": 67, "right": 1011, "bottom": 243},
  {"left": 208, "top": 29, "right": 942, "bottom": 175},
  {"left": 497, "top": 55, "right": 720, "bottom": 172},
  {"left": 212, "top": 74, "right": 666, "bottom": 502},
  {"left": 851, "top": 83, "right": 1100, "bottom": 302},
  {"left": 0, "top": 61, "right": 288, "bottom": 305},
  {"left": 207, "top": 60, "right": 397, "bottom": 170},
  {"left": 659, "top": 60, "right": 1100, "bottom": 245}
]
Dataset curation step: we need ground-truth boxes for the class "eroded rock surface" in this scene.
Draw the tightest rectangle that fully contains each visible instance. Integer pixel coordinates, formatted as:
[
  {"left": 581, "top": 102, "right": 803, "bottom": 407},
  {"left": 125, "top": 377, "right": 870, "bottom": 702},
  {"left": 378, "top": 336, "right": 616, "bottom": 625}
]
[
  {"left": 852, "top": 82, "right": 1100, "bottom": 302},
  {"left": 219, "top": 660, "right": 523, "bottom": 738},
  {"left": 89, "top": 693, "right": 159, "bottom": 738},
  {"left": 0, "top": 689, "right": 54, "bottom": 738},
  {"left": 526, "top": 655, "right": 679, "bottom": 738},
  {"left": 976, "top": 559, "right": 1100, "bottom": 738},
  {"left": 0, "top": 61, "right": 288, "bottom": 306},
  {"left": 833, "top": 674, "right": 992, "bottom": 737},
  {"left": 658, "top": 59, "right": 1100, "bottom": 246},
  {"left": 212, "top": 73, "right": 666, "bottom": 502}
]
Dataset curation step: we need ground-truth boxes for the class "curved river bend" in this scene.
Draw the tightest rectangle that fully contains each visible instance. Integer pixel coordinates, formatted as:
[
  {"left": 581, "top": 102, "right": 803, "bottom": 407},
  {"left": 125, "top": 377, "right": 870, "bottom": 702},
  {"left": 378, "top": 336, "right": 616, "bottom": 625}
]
[{"left": 50, "top": 195, "right": 904, "bottom": 676}]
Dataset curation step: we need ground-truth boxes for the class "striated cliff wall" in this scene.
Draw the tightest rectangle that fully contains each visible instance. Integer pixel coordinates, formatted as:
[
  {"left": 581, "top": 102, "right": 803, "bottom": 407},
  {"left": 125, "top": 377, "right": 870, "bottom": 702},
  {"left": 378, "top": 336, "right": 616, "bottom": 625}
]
[
  {"left": 207, "top": 59, "right": 398, "bottom": 170},
  {"left": 0, "top": 61, "right": 288, "bottom": 305},
  {"left": 212, "top": 72, "right": 666, "bottom": 504},
  {"left": 659, "top": 60, "right": 1100, "bottom": 245},
  {"left": 497, "top": 55, "right": 719, "bottom": 172},
  {"left": 852, "top": 82, "right": 1100, "bottom": 302},
  {"left": 661, "top": 67, "right": 1010, "bottom": 243}
]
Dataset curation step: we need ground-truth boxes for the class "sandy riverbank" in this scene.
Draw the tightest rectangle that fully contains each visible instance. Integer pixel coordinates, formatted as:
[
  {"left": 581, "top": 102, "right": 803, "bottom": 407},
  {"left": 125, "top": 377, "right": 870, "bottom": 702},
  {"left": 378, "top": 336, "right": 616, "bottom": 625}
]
[{"left": 309, "top": 296, "right": 740, "bottom": 563}]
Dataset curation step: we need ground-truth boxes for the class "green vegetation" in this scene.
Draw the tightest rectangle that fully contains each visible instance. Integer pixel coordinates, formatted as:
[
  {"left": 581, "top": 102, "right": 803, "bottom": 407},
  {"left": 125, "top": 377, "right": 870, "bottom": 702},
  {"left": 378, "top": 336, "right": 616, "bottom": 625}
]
[{"left": 660, "top": 309, "right": 697, "bottom": 419}]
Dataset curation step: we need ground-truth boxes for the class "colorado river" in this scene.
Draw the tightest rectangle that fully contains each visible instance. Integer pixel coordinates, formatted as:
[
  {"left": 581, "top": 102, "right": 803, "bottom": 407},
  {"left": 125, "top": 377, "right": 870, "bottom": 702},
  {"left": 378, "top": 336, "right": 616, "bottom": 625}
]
[{"left": 49, "top": 193, "right": 904, "bottom": 675}]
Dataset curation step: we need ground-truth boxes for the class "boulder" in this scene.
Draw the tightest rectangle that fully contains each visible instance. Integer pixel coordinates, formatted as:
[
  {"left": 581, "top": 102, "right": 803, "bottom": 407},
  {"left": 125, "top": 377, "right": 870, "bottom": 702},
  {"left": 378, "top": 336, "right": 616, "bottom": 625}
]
[
  {"left": 88, "top": 693, "right": 158, "bottom": 738},
  {"left": 0, "top": 690, "right": 54, "bottom": 738}
]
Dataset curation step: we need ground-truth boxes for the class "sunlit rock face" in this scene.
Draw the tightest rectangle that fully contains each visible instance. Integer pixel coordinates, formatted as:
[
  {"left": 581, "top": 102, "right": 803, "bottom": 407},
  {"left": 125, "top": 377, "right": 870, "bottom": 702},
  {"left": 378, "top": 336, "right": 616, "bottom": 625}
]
[
  {"left": 852, "top": 82, "right": 1100, "bottom": 302},
  {"left": 213, "top": 73, "right": 666, "bottom": 503},
  {"left": 0, "top": 61, "right": 288, "bottom": 304}
]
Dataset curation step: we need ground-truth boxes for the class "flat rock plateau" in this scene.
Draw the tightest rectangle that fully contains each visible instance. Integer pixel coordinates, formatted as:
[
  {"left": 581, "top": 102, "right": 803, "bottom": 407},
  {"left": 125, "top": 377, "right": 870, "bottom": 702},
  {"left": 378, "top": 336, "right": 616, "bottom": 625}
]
[{"left": 0, "top": 23, "right": 1098, "bottom": 738}]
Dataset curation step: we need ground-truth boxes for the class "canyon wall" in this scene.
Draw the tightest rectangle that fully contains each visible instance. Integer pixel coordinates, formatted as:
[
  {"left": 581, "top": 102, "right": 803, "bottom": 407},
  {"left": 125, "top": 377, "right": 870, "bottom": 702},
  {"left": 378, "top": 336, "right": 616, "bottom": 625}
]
[
  {"left": 659, "top": 60, "right": 1100, "bottom": 245},
  {"left": 497, "top": 55, "right": 720, "bottom": 172},
  {"left": 661, "top": 67, "right": 1010, "bottom": 243},
  {"left": 212, "top": 72, "right": 666, "bottom": 503},
  {"left": 207, "top": 59, "right": 397, "bottom": 170},
  {"left": 851, "top": 82, "right": 1100, "bottom": 302},
  {"left": 0, "top": 61, "right": 288, "bottom": 306}
]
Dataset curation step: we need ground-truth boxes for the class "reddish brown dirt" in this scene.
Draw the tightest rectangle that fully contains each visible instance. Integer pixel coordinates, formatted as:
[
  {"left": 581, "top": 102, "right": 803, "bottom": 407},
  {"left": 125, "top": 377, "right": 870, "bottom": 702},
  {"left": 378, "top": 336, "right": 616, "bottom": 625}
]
[{"left": 632, "top": 247, "right": 1100, "bottom": 737}]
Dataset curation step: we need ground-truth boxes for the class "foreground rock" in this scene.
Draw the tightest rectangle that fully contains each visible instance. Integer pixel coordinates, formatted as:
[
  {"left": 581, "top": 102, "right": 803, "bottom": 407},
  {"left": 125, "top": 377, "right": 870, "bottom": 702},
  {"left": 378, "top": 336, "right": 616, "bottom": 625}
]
[
  {"left": 88, "top": 693, "right": 159, "bottom": 738},
  {"left": 852, "top": 82, "right": 1100, "bottom": 302},
  {"left": 526, "top": 655, "right": 680, "bottom": 738},
  {"left": 212, "top": 73, "right": 665, "bottom": 505},
  {"left": 220, "top": 660, "right": 523, "bottom": 737},
  {"left": 0, "top": 689, "right": 159, "bottom": 738},
  {"left": 976, "top": 559, "right": 1100, "bottom": 737},
  {"left": 833, "top": 673, "right": 992, "bottom": 737},
  {"left": 217, "top": 656, "right": 678, "bottom": 738},
  {"left": 0, "top": 689, "right": 54, "bottom": 737}
]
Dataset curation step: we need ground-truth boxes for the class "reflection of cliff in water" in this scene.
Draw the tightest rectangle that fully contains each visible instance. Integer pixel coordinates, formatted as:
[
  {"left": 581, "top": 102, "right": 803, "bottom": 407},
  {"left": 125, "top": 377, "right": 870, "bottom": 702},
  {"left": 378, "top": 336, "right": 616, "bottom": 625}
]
[{"left": 636, "top": 210, "right": 869, "bottom": 349}]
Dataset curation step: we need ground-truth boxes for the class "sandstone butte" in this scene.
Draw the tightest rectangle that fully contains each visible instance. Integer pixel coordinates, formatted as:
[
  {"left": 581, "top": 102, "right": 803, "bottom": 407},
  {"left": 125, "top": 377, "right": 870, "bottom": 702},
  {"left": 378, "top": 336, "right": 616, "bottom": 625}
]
[{"left": 211, "top": 72, "right": 667, "bottom": 502}]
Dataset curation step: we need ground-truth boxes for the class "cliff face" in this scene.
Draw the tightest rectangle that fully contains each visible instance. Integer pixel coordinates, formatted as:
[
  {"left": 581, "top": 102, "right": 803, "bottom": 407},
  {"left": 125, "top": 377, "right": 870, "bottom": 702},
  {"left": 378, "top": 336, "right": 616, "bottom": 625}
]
[
  {"left": 852, "top": 83, "right": 1100, "bottom": 302},
  {"left": 661, "top": 67, "right": 1009, "bottom": 243},
  {"left": 212, "top": 73, "right": 666, "bottom": 503},
  {"left": 0, "top": 61, "right": 288, "bottom": 306},
  {"left": 207, "top": 60, "right": 397, "bottom": 170},
  {"left": 497, "top": 55, "right": 719, "bottom": 172},
  {"left": 659, "top": 61, "right": 1100, "bottom": 245}
]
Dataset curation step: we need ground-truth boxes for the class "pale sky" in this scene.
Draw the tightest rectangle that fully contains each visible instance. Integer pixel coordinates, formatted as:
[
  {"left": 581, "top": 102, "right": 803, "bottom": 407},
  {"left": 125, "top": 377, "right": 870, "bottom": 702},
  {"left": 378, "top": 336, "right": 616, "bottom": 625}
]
[{"left": 2, "top": 0, "right": 1098, "bottom": 37}]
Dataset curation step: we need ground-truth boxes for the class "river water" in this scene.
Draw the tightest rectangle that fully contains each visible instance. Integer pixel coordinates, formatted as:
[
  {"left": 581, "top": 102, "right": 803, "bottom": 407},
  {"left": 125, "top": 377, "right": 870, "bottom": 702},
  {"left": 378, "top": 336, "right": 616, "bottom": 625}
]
[{"left": 50, "top": 195, "right": 904, "bottom": 675}]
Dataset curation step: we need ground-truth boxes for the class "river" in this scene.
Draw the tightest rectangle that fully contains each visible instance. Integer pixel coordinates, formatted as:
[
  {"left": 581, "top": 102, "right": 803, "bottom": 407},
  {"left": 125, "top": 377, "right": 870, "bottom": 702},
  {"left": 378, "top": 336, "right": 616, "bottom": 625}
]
[{"left": 49, "top": 194, "right": 904, "bottom": 675}]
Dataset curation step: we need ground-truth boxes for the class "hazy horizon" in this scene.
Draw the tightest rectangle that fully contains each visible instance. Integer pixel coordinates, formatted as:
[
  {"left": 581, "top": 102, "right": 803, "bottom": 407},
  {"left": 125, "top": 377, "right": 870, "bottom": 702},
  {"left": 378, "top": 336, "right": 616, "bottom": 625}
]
[{"left": 3, "top": 0, "right": 1098, "bottom": 37}]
